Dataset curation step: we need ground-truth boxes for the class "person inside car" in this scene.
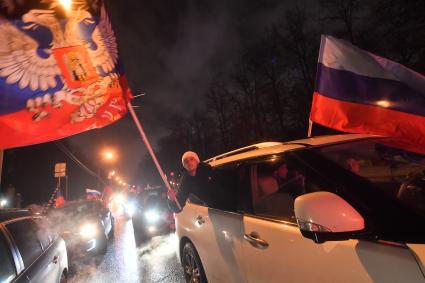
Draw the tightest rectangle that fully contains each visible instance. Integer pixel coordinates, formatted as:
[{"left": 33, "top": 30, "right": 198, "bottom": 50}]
[
  {"left": 167, "top": 151, "right": 235, "bottom": 212},
  {"left": 273, "top": 163, "right": 306, "bottom": 198},
  {"left": 256, "top": 174, "right": 295, "bottom": 218}
]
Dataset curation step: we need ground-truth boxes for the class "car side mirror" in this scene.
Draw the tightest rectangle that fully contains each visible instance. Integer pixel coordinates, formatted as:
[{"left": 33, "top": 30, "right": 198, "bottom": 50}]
[{"left": 294, "top": 192, "right": 365, "bottom": 244}]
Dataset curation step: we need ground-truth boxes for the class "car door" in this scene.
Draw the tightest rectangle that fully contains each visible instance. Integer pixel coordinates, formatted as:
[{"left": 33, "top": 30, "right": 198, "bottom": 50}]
[
  {"left": 33, "top": 217, "right": 62, "bottom": 283},
  {"left": 177, "top": 164, "right": 248, "bottom": 283},
  {"left": 6, "top": 218, "right": 60, "bottom": 283},
  {"left": 0, "top": 228, "right": 19, "bottom": 283},
  {"left": 239, "top": 154, "right": 425, "bottom": 283}
]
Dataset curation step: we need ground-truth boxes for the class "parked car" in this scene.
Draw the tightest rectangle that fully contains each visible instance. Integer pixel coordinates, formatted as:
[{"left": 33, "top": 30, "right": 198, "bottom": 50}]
[
  {"left": 132, "top": 193, "right": 174, "bottom": 242},
  {"left": 48, "top": 200, "right": 114, "bottom": 262},
  {"left": 175, "top": 134, "right": 425, "bottom": 283},
  {"left": 0, "top": 209, "right": 68, "bottom": 283}
]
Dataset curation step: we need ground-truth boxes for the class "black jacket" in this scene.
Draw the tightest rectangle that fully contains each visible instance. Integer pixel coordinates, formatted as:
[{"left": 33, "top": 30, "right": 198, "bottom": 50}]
[{"left": 168, "top": 163, "right": 235, "bottom": 212}]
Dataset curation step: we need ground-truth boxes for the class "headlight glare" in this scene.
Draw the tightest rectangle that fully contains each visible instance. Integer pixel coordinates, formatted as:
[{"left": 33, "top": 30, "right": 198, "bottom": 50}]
[
  {"left": 79, "top": 223, "right": 98, "bottom": 238},
  {"left": 125, "top": 202, "right": 136, "bottom": 217},
  {"left": 145, "top": 210, "right": 160, "bottom": 223}
]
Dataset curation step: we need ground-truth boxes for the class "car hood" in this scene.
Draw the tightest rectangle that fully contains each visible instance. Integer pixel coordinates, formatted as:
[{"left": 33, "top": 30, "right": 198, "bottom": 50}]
[
  {"left": 408, "top": 244, "right": 425, "bottom": 277},
  {"left": 50, "top": 213, "right": 99, "bottom": 233}
]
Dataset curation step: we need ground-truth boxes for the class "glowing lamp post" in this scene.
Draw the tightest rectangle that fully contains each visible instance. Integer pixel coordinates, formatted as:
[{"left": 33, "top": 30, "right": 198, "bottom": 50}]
[{"left": 97, "top": 149, "right": 117, "bottom": 190}]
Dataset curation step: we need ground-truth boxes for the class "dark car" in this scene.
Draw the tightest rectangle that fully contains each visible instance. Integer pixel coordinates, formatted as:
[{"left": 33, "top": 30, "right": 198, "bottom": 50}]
[
  {"left": 48, "top": 200, "right": 114, "bottom": 262},
  {"left": 132, "top": 193, "right": 174, "bottom": 241},
  {"left": 0, "top": 209, "right": 68, "bottom": 283}
]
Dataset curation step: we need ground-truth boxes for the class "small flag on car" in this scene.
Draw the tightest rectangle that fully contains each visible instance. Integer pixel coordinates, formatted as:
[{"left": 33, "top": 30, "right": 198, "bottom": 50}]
[
  {"left": 55, "top": 190, "right": 65, "bottom": 208},
  {"left": 86, "top": 189, "right": 102, "bottom": 200}
]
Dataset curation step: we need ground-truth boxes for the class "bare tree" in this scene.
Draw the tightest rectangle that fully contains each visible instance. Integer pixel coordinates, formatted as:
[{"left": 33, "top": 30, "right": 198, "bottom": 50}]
[
  {"left": 319, "top": 0, "right": 364, "bottom": 43},
  {"left": 205, "top": 79, "right": 232, "bottom": 151}
]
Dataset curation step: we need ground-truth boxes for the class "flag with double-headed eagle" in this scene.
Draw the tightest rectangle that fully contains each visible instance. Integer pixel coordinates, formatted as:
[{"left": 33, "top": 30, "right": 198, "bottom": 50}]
[{"left": 0, "top": 0, "right": 132, "bottom": 149}]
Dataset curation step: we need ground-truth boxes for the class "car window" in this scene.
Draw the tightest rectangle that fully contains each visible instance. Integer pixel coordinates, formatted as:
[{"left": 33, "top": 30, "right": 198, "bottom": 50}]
[
  {"left": 314, "top": 139, "right": 425, "bottom": 217},
  {"left": 292, "top": 138, "right": 425, "bottom": 243},
  {"left": 249, "top": 155, "right": 322, "bottom": 221},
  {"left": 188, "top": 194, "right": 206, "bottom": 206},
  {"left": 6, "top": 219, "right": 43, "bottom": 268},
  {"left": 209, "top": 165, "right": 241, "bottom": 212},
  {"left": 33, "top": 218, "right": 55, "bottom": 249},
  {"left": 0, "top": 232, "right": 16, "bottom": 283}
]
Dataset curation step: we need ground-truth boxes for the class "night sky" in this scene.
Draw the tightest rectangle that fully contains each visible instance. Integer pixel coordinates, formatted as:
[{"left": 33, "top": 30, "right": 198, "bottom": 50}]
[{"left": 69, "top": 0, "right": 298, "bottom": 172}]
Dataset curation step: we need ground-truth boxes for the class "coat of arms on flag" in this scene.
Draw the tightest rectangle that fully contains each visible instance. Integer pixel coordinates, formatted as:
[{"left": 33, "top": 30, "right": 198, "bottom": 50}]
[{"left": 0, "top": 0, "right": 132, "bottom": 149}]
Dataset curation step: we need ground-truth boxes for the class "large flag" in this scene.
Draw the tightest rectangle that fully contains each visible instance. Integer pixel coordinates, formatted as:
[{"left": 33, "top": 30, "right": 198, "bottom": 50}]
[
  {"left": 0, "top": 0, "right": 132, "bottom": 149},
  {"left": 310, "top": 35, "right": 425, "bottom": 151}
]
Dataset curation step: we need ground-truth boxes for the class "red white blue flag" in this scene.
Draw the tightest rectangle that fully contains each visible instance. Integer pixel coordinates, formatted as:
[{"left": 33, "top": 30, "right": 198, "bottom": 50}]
[
  {"left": 0, "top": 0, "right": 132, "bottom": 149},
  {"left": 86, "top": 188, "right": 101, "bottom": 200},
  {"left": 55, "top": 189, "right": 65, "bottom": 208},
  {"left": 310, "top": 35, "right": 425, "bottom": 151}
]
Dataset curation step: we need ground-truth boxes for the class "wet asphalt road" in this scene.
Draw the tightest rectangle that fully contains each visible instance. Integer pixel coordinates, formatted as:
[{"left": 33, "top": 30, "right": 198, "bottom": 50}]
[{"left": 69, "top": 215, "right": 186, "bottom": 283}]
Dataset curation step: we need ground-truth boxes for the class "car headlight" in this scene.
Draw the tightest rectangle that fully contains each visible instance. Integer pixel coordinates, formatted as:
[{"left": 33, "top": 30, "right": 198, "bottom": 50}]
[
  {"left": 0, "top": 198, "right": 7, "bottom": 207},
  {"left": 79, "top": 223, "right": 98, "bottom": 238},
  {"left": 125, "top": 202, "right": 136, "bottom": 217},
  {"left": 113, "top": 194, "right": 125, "bottom": 205},
  {"left": 145, "top": 210, "right": 160, "bottom": 223}
]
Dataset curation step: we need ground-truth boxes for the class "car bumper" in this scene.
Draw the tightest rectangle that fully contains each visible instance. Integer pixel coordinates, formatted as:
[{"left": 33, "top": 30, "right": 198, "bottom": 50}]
[{"left": 62, "top": 233, "right": 105, "bottom": 259}]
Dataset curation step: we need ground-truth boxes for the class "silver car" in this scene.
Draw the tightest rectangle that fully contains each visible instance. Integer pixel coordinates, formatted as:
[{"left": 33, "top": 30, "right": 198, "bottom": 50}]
[{"left": 0, "top": 209, "right": 68, "bottom": 283}]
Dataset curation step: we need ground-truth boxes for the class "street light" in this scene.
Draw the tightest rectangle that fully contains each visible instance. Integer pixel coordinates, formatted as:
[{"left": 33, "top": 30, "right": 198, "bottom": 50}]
[
  {"left": 101, "top": 149, "right": 116, "bottom": 163},
  {"left": 97, "top": 149, "right": 117, "bottom": 190},
  {"left": 59, "top": 0, "right": 72, "bottom": 11}
]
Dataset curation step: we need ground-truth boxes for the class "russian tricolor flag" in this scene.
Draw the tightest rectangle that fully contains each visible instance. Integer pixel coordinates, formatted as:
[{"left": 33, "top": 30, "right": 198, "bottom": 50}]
[
  {"left": 86, "top": 189, "right": 102, "bottom": 200},
  {"left": 310, "top": 35, "right": 425, "bottom": 151}
]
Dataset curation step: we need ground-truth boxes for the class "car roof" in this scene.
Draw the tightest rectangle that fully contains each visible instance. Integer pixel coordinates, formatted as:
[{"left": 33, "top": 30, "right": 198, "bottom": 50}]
[
  {"left": 0, "top": 209, "right": 36, "bottom": 223},
  {"left": 207, "top": 134, "right": 381, "bottom": 167}
]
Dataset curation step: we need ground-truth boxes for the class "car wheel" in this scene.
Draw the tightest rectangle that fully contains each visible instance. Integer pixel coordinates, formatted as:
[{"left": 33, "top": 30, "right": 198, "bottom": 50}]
[
  {"left": 182, "top": 242, "right": 207, "bottom": 283},
  {"left": 60, "top": 271, "right": 67, "bottom": 283},
  {"left": 97, "top": 233, "right": 108, "bottom": 255}
]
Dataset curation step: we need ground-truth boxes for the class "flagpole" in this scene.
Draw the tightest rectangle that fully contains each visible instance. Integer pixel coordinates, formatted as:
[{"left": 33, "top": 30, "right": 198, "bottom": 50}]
[
  {"left": 127, "top": 102, "right": 182, "bottom": 210},
  {"left": 0, "top": 150, "right": 3, "bottom": 187},
  {"left": 307, "top": 119, "right": 313, "bottom": 138}
]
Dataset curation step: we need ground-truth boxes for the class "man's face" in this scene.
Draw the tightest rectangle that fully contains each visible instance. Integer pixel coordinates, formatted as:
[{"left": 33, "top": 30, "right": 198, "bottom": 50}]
[
  {"left": 346, "top": 158, "right": 360, "bottom": 173},
  {"left": 183, "top": 156, "right": 199, "bottom": 173},
  {"left": 276, "top": 164, "right": 288, "bottom": 178}
]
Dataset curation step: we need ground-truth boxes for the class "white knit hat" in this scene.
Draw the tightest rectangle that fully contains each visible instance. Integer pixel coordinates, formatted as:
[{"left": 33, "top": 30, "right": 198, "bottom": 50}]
[{"left": 181, "top": 151, "right": 200, "bottom": 166}]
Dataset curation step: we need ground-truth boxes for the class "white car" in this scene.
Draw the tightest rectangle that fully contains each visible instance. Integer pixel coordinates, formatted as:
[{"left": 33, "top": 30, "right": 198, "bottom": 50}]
[{"left": 175, "top": 134, "right": 425, "bottom": 283}]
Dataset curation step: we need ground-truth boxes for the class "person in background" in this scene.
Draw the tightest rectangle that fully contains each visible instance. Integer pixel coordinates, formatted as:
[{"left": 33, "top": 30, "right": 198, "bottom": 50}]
[{"left": 346, "top": 157, "right": 361, "bottom": 174}]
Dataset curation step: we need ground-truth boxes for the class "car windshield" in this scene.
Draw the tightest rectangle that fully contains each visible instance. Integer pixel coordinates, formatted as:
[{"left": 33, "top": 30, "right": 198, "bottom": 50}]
[
  {"left": 307, "top": 138, "right": 425, "bottom": 242},
  {"left": 49, "top": 201, "right": 100, "bottom": 224}
]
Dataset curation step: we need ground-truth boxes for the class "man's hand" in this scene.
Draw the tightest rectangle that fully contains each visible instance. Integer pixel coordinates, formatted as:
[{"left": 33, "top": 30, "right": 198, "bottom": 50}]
[{"left": 167, "top": 189, "right": 177, "bottom": 200}]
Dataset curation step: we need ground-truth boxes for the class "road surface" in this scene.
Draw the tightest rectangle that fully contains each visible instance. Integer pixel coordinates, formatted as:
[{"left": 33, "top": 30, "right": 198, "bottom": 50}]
[{"left": 69, "top": 215, "right": 186, "bottom": 283}]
